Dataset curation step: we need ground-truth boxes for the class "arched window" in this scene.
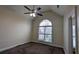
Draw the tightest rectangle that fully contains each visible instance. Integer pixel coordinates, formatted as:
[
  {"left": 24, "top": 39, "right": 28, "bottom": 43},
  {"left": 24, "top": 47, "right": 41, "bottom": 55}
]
[{"left": 38, "top": 19, "right": 52, "bottom": 43}]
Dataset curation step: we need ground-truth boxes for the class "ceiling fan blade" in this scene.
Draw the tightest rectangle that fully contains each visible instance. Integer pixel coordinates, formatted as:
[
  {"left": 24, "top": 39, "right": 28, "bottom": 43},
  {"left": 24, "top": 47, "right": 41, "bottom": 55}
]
[
  {"left": 37, "top": 13, "right": 43, "bottom": 16},
  {"left": 24, "top": 6, "right": 31, "bottom": 11},
  {"left": 24, "top": 12, "right": 31, "bottom": 14},
  {"left": 37, "top": 7, "right": 41, "bottom": 10}
]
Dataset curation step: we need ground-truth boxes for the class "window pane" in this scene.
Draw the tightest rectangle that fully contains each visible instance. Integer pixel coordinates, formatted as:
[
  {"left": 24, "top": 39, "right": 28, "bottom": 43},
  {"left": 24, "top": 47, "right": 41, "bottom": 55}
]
[
  {"left": 40, "top": 20, "right": 52, "bottom": 26},
  {"left": 38, "top": 34, "right": 44, "bottom": 41},
  {"left": 73, "top": 36, "right": 76, "bottom": 48},
  {"left": 45, "top": 35, "right": 52, "bottom": 42},
  {"left": 39, "top": 27, "right": 44, "bottom": 34},
  {"left": 45, "top": 27, "right": 52, "bottom": 34},
  {"left": 45, "top": 20, "right": 52, "bottom": 26},
  {"left": 72, "top": 25, "right": 76, "bottom": 48},
  {"left": 72, "top": 25, "right": 75, "bottom": 36}
]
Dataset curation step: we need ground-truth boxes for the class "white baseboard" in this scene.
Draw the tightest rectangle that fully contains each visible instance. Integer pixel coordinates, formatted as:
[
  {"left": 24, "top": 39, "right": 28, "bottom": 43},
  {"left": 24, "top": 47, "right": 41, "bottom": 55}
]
[
  {"left": 63, "top": 48, "right": 68, "bottom": 54},
  {"left": 31, "top": 41, "right": 64, "bottom": 48},
  {"left": 0, "top": 42, "right": 29, "bottom": 52}
]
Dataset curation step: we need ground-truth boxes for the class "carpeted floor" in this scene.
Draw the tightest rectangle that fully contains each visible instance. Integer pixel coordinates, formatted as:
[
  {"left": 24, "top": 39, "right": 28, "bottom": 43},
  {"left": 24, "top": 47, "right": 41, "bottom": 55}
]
[{"left": 0, "top": 42, "right": 65, "bottom": 54}]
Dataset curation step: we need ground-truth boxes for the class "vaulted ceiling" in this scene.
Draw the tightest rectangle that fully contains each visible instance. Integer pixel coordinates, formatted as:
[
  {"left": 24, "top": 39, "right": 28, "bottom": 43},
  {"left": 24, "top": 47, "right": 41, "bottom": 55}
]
[
  {"left": 1, "top": 5, "right": 74, "bottom": 21},
  {"left": 4, "top": 5, "right": 73, "bottom": 16}
]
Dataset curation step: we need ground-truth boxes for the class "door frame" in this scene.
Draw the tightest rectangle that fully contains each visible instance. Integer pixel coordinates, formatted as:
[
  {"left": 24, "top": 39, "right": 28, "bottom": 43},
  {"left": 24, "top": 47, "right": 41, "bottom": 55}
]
[
  {"left": 75, "top": 6, "right": 78, "bottom": 54},
  {"left": 68, "top": 6, "right": 78, "bottom": 54},
  {"left": 68, "top": 16, "right": 73, "bottom": 54}
]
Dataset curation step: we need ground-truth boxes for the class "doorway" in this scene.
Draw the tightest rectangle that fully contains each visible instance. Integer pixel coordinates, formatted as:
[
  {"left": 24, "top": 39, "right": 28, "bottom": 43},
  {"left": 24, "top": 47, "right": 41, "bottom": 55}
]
[
  {"left": 72, "top": 18, "right": 76, "bottom": 54},
  {"left": 68, "top": 16, "right": 77, "bottom": 54}
]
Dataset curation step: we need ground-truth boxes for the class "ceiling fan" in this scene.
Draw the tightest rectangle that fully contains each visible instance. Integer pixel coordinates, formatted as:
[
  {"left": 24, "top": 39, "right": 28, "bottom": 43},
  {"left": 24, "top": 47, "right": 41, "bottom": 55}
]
[{"left": 24, "top": 5, "right": 43, "bottom": 17}]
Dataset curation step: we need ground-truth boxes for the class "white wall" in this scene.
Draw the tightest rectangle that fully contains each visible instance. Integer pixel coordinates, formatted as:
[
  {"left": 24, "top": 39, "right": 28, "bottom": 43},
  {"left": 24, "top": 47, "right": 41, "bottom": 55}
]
[
  {"left": 0, "top": 6, "right": 32, "bottom": 51},
  {"left": 64, "top": 6, "right": 75, "bottom": 53}
]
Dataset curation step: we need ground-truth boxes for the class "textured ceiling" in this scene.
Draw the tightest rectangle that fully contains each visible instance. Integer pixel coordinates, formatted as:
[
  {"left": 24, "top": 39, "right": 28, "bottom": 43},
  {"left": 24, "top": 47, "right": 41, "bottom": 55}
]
[
  {"left": 4, "top": 5, "right": 74, "bottom": 16},
  {"left": 2, "top": 5, "right": 74, "bottom": 16}
]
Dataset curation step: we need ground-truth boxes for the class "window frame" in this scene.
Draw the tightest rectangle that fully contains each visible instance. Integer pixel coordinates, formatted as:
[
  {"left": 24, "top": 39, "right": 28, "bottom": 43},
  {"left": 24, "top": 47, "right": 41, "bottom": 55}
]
[{"left": 38, "top": 20, "right": 53, "bottom": 43}]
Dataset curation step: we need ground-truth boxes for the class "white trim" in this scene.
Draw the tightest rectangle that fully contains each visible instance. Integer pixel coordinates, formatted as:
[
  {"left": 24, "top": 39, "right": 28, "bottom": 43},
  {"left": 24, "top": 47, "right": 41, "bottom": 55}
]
[
  {"left": 31, "top": 41, "right": 64, "bottom": 48},
  {"left": 63, "top": 48, "right": 68, "bottom": 54}
]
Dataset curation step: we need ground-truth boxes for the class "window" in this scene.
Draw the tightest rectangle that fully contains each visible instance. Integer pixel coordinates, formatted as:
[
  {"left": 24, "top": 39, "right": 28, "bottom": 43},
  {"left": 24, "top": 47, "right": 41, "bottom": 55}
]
[
  {"left": 72, "top": 25, "right": 76, "bottom": 48},
  {"left": 38, "top": 20, "right": 52, "bottom": 43}
]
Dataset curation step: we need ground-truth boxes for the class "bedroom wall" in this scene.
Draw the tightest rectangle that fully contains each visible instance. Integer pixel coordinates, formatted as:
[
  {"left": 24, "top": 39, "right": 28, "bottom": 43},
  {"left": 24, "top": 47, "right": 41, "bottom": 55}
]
[
  {"left": 0, "top": 6, "right": 32, "bottom": 51},
  {"left": 31, "top": 10, "right": 64, "bottom": 48}
]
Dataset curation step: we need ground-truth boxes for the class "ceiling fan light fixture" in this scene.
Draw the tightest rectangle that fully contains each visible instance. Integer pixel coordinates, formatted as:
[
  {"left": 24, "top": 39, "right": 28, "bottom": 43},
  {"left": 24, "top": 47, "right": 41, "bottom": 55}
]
[
  {"left": 30, "top": 13, "right": 36, "bottom": 17},
  {"left": 30, "top": 13, "right": 32, "bottom": 16},
  {"left": 32, "top": 13, "right": 36, "bottom": 17}
]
